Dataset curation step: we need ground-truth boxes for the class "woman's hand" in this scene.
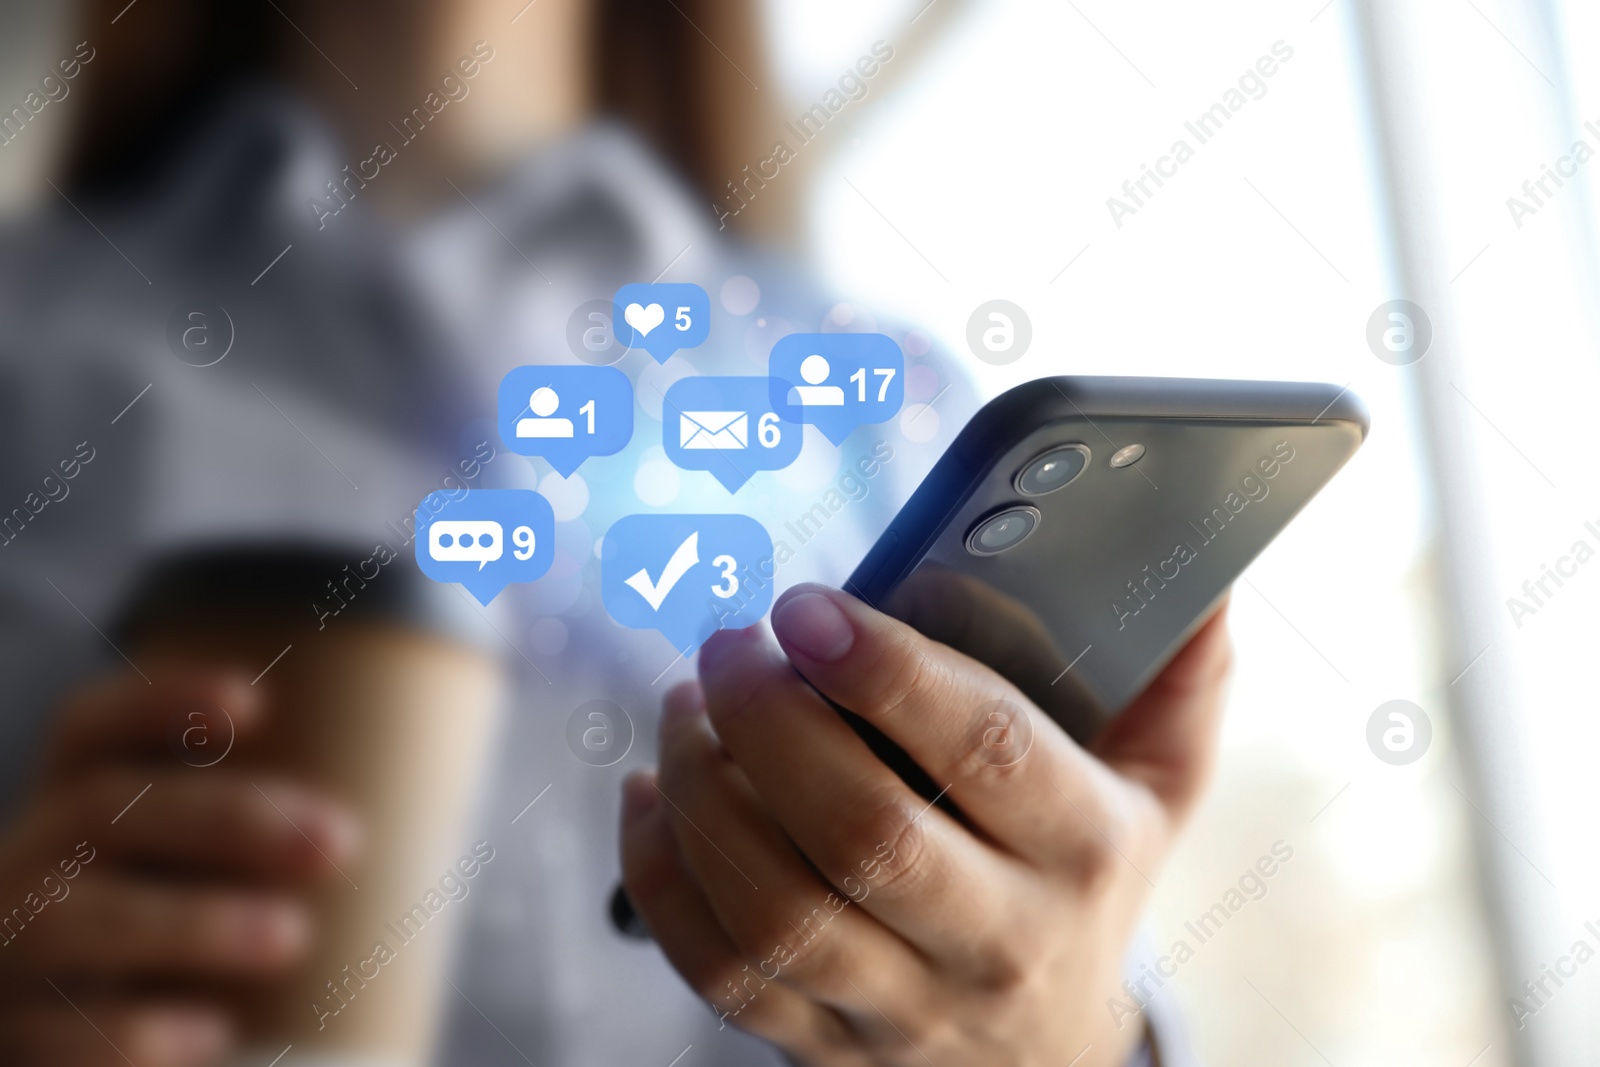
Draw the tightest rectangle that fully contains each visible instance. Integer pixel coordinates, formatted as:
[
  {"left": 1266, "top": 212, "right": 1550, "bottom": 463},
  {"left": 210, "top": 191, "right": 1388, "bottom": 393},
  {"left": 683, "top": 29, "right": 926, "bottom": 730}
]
[
  {"left": 621, "top": 584, "right": 1231, "bottom": 1067},
  {"left": 0, "top": 672, "right": 359, "bottom": 1067}
]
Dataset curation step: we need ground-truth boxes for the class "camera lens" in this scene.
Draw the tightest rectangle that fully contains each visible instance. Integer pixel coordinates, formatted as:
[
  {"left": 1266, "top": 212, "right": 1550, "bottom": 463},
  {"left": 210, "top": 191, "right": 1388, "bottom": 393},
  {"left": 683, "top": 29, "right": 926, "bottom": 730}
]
[
  {"left": 1015, "top": 445, "right": 1088, "bottom": 496},
  {"left": 966, "top": 506, "right": 1041, "bottom": 556}
]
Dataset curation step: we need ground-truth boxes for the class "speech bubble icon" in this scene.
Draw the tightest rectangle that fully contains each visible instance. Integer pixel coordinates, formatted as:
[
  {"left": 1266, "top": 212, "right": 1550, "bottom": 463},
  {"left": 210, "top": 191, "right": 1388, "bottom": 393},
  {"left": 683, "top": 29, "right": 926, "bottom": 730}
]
[
  {"left": 601, "top": 514, "right": 774, "bottom": 654},
  {"left": 661, "top": 375, "right": 802, "bottom": 492},
  {"left": 414, "top": 489, "right": 554, "bottom": 605},
  {"left": 768, "top": 333, "right": 905, "bottom": 445},
  {"left": 498, "top": 365, "right": 633, "bottom": 476},
  {"left": 430, "top": 520, "right": 505, "bottom": 570},
  {"left": 613, "top": 282, "right": 710, "bottom": 363}
]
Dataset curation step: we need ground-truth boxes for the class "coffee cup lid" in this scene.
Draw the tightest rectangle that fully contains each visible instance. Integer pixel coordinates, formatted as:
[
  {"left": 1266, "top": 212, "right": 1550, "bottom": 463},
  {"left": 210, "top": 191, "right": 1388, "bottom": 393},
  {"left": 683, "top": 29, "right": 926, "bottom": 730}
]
[{"left": 112, "top": 542, "right": 506, "bottom": 654}]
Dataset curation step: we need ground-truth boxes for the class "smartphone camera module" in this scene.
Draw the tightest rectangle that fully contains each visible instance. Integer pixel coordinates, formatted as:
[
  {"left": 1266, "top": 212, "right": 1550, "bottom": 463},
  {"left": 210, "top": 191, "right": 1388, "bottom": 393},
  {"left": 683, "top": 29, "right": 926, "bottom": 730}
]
[
  {"left": 1015, "top": 444, "right": 1089, "bottom": 496},
  {"left": 1109, "top": 443, "right": 1145, "bottom": 468},
  {"left": 966, "top": 506, "right": 1041, "bottom": 556}
]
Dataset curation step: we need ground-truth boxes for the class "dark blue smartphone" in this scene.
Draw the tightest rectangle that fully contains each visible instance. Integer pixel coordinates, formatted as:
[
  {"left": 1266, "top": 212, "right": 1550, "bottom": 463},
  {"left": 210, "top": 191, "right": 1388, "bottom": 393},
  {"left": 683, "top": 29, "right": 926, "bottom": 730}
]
[
  {"left": 611, "top": 375, "right": 1366, "bottom": 933},
  {"left": 840, "top": 375, "right": 1366, "bottom": 788}
]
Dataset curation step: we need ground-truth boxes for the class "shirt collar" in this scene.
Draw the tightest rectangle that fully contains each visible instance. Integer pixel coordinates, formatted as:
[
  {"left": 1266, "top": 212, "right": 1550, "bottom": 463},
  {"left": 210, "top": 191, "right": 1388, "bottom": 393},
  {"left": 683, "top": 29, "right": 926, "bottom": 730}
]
[{"left": 149, "top": 86, "right": 721, "bottom": 278}]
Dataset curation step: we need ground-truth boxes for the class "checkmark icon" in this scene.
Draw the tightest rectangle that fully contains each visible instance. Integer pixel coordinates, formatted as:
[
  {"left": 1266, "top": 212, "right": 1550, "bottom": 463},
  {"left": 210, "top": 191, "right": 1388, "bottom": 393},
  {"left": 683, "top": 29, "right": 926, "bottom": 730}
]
[{"left": 624, "top": 532, "right": 699, "bottom": 611}]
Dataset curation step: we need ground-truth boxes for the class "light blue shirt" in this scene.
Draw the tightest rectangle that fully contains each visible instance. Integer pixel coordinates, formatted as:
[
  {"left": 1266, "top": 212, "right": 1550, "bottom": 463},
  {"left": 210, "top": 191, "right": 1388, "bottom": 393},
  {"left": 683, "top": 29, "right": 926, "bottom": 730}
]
[{"left": 0, "top": 89, "right": 977, "bottom": 1065}]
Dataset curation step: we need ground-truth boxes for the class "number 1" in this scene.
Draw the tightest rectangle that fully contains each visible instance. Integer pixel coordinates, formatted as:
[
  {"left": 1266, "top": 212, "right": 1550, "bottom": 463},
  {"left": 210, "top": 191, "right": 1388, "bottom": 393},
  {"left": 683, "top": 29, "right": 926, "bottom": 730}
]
[{"left": 578, "top": 399, "right": 595, "bottom": 434}]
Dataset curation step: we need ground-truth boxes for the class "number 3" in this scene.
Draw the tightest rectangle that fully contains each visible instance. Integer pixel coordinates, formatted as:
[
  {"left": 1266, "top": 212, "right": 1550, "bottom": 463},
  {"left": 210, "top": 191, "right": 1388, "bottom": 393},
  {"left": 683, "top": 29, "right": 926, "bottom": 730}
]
[{"left": 711, "top": 554, "right": 739, "bottom": 598}]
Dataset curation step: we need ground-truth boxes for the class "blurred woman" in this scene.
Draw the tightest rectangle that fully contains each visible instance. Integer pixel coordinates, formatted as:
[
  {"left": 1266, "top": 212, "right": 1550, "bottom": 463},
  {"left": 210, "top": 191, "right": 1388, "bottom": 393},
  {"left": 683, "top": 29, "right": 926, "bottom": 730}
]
[{"left": 0, "top": 2, "right": 1225, "bottom": 1065}]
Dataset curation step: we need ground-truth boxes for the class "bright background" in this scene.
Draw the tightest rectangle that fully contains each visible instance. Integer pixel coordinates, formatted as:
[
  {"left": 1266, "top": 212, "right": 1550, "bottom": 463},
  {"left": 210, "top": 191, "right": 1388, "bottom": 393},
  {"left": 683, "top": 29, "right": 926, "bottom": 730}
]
[
  {"left": 5, "top": 0, "right": 1595, "bottom": 1062},
  {"left": 764, "top": 0, "right": 1600, "bottom": 1064}
]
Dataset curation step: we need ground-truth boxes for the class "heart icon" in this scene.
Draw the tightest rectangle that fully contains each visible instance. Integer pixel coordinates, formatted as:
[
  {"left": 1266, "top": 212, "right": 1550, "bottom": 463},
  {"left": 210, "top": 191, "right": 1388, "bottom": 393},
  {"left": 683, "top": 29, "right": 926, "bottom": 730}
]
[{"left": 624, "top": 302, "right": 665, "bottom": 337}]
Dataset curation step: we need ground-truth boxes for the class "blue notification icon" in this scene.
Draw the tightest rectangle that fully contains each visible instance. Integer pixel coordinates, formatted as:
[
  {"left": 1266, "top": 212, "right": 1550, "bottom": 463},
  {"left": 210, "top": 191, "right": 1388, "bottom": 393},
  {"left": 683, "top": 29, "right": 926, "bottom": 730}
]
[
  {"left": 601, "top": 514, "right": 774, "bottom": 654},
  {"left": 498, "top": 365, "right": 633, "bottom": 476},
  {"left": 768, "top": 333, "right": 905, "bottom": 445},
  {"left": 613, "top": 283, "right": 710, "bottom": 363},
  {"left": 662, "top": 375, "right": 801, "bottom": 492},
  {"left": 414, "top": 489, "right": 554, "bottom": 605}
]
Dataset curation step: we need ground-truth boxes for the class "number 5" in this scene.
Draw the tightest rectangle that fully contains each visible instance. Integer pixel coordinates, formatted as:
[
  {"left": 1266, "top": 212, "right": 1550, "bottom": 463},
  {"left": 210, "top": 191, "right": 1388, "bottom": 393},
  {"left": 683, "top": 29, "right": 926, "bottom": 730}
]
[{"left": 675, "top": 306, "right": 692, "bottom": 331}]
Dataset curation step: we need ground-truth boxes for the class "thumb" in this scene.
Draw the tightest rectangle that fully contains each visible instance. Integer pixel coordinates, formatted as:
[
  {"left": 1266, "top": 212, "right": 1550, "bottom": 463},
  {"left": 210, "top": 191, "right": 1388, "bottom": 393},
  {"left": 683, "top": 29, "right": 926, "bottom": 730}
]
[{"left": 1091, "top": 598, "right": 1232, "bottom": 822}]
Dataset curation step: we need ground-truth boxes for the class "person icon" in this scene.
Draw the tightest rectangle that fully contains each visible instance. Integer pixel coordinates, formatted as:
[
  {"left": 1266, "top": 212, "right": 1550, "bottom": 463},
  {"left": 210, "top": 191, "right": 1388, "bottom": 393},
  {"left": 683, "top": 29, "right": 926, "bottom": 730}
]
[
  {"left": 516, "top": 386, "right": 575, "bottom": 438},
  {"left": 792, "top": 354, "right": 844, "bottom": 406}
]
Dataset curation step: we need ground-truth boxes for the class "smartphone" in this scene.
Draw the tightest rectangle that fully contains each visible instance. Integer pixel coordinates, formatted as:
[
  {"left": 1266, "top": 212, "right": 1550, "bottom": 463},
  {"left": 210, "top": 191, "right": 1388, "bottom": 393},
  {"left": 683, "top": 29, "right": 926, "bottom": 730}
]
[
  {"left": 609, "top": 375, "right": 1366, "bottom": 934},
  {"left": 841, "top": 375, "right": 1366, "bottom": 780}
]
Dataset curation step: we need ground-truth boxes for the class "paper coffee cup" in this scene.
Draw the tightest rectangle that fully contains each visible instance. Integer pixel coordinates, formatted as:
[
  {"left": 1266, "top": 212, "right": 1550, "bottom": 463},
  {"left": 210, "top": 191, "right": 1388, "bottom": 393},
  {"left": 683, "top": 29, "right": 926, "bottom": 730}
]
[{"left": 116, "top": 544, "right": 508, "bottom": 1067}]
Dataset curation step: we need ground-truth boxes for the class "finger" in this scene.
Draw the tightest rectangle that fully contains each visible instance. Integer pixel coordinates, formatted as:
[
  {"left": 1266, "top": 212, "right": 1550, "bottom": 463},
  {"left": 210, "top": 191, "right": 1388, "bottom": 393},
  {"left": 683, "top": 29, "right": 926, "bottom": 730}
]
[
  {"left": 46, "top": 672, "right": 262, "bottom": 778},
  {"left": 766, "top": 584, "right": 1125, "bottom": 864},
  {"left": 33, "top": 771, "right": 360, "bottom": 883},
  {"left": 1092, "top": 599, "right": 1233, "bottom": 821},
  {"left": 619, "top": 771, "right": 842, "bottom": 1054},
  {"left": 12, "top": 876, "right": 309, "bottom": 977},
  {"left": 5, "top": 1001, "right": 231, "bottom": 1067},
  {"left": 695, "top": 624, "right": 1022, "bottom": 972},
  {"left": 655, "top": 682, "right": 928, "bottom": 1020}
]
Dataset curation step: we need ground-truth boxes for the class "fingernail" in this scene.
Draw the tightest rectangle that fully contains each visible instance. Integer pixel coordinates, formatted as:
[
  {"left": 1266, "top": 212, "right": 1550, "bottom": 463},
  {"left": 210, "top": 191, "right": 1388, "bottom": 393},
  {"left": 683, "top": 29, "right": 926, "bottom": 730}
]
[
  {"left": 320, "top": 805, "right": 363, "bottom": 861},
  {"left": 269, "top": 790, "right": 361, "bottom": 863},
  {"left": 232, "top": 902, "right": 308, "bottom": 958},
  {"left": 621, "top": 774, "right": 660, "bottom": 826},
  {"left": 660, "top": 682, "right": 704, "bottom": 733},
  {"left": 773, "top": 592, "right": 854, "bottom": 663},
  {"left": 218, "top": 676, "right": 262, "bottom": 721},
  {"left": 151, "top": 1010, "right": 230, "bottom": 1061}
]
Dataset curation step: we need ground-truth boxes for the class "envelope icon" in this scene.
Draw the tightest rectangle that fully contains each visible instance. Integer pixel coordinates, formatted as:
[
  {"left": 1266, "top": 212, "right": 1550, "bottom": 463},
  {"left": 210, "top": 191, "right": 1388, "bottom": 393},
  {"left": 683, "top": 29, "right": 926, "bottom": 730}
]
[{"left": 680, "top": 411, "right": 749, "bottom": 450}]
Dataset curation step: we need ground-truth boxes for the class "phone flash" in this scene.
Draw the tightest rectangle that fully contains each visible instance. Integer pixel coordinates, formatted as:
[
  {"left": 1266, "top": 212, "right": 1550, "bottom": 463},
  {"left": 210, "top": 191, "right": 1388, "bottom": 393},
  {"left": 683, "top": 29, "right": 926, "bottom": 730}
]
[{"left": 1110, "top": 443, "right": 1146, "bottom": 468}]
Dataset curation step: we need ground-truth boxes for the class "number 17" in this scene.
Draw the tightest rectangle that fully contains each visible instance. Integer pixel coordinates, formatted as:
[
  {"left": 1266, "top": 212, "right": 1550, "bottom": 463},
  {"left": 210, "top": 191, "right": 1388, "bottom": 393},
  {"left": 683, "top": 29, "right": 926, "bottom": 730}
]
[{"left": 849, "top": 367, "right": 896, "bottom": 402}]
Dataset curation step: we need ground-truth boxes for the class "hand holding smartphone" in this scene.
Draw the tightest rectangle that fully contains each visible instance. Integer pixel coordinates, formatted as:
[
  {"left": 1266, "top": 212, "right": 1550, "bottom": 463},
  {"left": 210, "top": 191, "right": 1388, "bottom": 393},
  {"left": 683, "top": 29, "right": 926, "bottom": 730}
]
[
  {"left": 847, "top": 375, "right": 1365, "bottom": 745},
  {"left": 614, "top": 374, "right": 1366, "bottom": 935}
]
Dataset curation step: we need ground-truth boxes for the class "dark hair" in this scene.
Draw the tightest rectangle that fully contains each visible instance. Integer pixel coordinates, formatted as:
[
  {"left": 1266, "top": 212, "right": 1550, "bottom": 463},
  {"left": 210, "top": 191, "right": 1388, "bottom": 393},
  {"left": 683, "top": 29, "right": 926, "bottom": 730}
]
[
  {"left": 62, "top": 0, "right": 771, "bottom": 213},
  {"left": 62, "top": 0, "right": 292, "bottom": 198},
  {"left": 593, "top": 0, "right": 770, "bottom": 222}
]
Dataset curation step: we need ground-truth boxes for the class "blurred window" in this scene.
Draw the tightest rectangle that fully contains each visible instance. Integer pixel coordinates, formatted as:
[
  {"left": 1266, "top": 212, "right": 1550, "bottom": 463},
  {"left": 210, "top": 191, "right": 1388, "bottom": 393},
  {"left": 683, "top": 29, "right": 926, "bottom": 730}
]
[{"left": 770, "top": 0, "right": 1519, "bottom": 1062}]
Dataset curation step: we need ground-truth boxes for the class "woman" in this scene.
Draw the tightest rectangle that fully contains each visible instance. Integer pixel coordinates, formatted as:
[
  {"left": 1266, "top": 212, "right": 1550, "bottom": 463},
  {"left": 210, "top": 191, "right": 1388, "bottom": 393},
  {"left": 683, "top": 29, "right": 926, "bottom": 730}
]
[{"left": 0, "top": 1, "right": 1228, "bottom": 1063}]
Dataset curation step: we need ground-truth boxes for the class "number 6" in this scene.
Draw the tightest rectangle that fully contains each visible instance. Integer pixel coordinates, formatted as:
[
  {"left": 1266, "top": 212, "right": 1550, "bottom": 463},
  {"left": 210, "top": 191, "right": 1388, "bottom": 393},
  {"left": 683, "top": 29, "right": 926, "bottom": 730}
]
[
  {"left": 513, "top": 525, "right": 536, "bottom": 560},
  {"left": 758, "top": 412, "right": 781, "bottom": 447}
]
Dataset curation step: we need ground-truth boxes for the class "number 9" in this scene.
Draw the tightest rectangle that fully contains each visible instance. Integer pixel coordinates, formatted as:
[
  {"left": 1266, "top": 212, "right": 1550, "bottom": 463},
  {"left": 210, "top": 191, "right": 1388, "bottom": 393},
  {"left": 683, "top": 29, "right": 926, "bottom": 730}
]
[{"left": 513, "top": 525, "right": 536, "bottom": 560}]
